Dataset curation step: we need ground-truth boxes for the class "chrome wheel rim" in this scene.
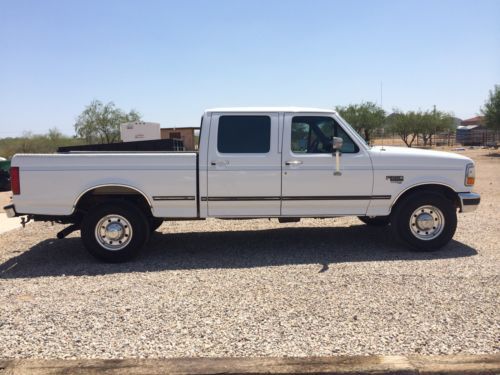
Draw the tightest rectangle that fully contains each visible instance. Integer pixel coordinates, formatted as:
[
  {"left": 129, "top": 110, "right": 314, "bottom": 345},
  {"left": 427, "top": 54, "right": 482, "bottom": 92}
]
[
  {"left": 95, "top": 214, "right": 133, "bottom": 251},
  {"left": 409, "top": 205, "right": 445, "bottom": 241}
]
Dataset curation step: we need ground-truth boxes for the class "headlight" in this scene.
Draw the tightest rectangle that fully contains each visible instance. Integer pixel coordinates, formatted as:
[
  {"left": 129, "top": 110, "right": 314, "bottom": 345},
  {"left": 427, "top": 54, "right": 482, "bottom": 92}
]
[{"left": 465, "top": 163, "right": 475, "bottom": 186}]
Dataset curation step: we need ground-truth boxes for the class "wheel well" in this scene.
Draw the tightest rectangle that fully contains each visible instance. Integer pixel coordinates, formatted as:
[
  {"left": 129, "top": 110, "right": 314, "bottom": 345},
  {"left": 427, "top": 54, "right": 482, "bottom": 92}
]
[
  {"left": 391, "top": 184, "right": 460, "bottom": 212},
  {"left": 74, "top": 186, "right": 153, "bottom": 219}
]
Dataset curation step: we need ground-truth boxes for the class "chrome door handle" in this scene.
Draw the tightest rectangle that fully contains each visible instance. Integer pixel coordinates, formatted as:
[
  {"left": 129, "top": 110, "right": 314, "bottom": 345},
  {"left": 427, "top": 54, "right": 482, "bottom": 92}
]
[
  {"left": 285, "top": 160, "right": 303, "bottom": 166},
  {"left": 211, "top": 160, "right": 229, "bottom": 166}
]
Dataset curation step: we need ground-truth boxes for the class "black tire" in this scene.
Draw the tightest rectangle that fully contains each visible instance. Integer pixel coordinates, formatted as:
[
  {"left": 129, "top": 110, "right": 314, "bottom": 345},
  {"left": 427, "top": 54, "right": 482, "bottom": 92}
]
[
  {"left": 150, "top": 218, "right": 164, "bottom": 232},
  {"left": 358, "top": 216, "right": 390, "bottom": 226},
  {"left": 390, "top": 192, "right": 457, "bottom": 251},
  {"left": 81, "top": 201, "right": 150, "bottom": 262}
]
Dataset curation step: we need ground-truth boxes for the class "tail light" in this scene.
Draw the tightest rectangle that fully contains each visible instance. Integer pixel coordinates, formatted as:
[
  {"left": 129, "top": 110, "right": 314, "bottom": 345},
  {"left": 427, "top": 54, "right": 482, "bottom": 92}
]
[{"left": 10, "top": 167, "right": 20, "bottom": 195}]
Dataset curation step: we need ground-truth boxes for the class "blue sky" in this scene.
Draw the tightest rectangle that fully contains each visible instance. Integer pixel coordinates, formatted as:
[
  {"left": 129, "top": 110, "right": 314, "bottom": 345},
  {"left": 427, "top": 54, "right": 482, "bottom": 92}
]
[{"left": 1, "top": 0, "right": 499, "bottom": 137}]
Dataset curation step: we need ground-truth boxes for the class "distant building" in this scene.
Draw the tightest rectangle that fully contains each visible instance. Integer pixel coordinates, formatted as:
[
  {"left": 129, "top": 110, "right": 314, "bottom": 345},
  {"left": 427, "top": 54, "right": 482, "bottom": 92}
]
[
  {"left": 461, "top": 116, "right": 484, "bottom": 126},
  {"left": 456, "top": 116, "right": 497, "bottom": 146},
  {"left": 161, "top": 127, "right": 199, "bottom": 150}
]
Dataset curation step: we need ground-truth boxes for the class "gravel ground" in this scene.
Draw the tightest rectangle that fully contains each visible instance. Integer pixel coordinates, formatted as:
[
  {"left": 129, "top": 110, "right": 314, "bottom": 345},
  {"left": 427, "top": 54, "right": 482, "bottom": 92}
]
[
  {"left": 0, "top": 150, "right": 498, "bottom": 359},
  {"left": 0, "top": 191, "right": 10, "bottom": 212}
]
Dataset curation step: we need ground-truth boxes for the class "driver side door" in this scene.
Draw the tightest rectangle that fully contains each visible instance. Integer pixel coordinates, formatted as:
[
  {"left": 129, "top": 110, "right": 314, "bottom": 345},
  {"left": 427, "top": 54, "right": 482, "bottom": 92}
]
[{"left": 281, "top": 114, "right": 374, "bottom": 216}]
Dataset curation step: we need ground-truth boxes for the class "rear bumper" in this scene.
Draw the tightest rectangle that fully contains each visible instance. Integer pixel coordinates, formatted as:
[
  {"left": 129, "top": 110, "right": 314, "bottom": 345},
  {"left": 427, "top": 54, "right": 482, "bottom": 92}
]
[
  {"left": 3, "top": 204, "right": 18, "bottom": 218},
  {"left": 458, "top": 192, "right": 480, "bottom": 213}
]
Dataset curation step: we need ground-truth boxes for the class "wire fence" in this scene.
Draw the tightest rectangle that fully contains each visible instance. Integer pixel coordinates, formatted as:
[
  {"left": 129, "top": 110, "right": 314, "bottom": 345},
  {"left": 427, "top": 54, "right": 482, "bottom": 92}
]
[{"left": 370, "top": 128, "right": 499, "bottom": 148}]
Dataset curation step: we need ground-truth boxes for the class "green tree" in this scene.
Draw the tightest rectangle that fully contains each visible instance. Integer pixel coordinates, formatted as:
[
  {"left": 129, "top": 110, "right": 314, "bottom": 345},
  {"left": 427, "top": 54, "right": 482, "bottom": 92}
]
[
  {"left": 386, "top": 110, "right": 421, "bottom": 147},
  {"left": 74, "top": 100, "right": 141, "bottom": 144},
  {"left": 386, "top": 108, "right": 453, "bottom": 147},
  {"left": 481, "top": 85, "right": 500, "bottom": 131},
  {"left": 48, "top": 127, "right": 63, "bottom": 142},
  {"left": 0, "top": 130, "right": 85, "bottom": 159},
  {"left": 419, "top": 108, "right": 454, "bottom": 146},
  {"left": 336, "top": 102, "right": 386, "bottom": 143}
]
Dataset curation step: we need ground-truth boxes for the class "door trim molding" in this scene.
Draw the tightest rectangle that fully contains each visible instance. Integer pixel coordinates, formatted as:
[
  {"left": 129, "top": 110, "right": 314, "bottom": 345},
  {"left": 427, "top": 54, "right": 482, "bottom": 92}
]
[
  {"left": 153, "top": 196, "right": 196, "bottom": 201},
  {"left": 201, "top": 196, "right": 281, "bottom": 201},
  {"left": 201, "top": 195, "right": 390, "bottom": 201},
  {"left": 282, "top": 195, "right": 390, "bottom": 200}
]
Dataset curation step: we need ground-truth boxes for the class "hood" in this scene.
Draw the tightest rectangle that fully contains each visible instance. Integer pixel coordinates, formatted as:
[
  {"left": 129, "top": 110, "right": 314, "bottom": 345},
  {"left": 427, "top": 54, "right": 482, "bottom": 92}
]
[{"left": 369, "top": 146, "right": 472, "bottom": 169}]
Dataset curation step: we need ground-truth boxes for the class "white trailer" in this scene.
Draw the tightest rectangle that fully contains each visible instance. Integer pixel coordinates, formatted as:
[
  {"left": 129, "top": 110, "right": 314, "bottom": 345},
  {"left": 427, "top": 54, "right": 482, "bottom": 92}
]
[{"left": 120, "top": 121, "right": 160, "bottom": 142}]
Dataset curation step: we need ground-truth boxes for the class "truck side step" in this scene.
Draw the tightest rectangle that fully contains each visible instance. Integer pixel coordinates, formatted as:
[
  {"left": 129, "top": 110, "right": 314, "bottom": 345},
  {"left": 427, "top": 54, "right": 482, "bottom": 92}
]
[{"left": 278, "top": 218, "right": 301, "bottom": 223}]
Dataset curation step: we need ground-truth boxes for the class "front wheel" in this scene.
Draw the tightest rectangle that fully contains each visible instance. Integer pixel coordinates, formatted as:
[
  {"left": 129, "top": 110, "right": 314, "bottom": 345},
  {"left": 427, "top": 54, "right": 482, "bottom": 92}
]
[
  {"left": 81, "top": 201, "right": 150, "bottom": 262},
  {"left": 390, "top": 192, "right": 457, "bottom": 251}
]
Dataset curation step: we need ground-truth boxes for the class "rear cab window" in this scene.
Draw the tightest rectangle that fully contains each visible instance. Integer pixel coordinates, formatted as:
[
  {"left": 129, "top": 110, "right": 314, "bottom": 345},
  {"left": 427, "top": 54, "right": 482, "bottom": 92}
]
[{"left": 217, "top": 115, "right": 271, "bottom": 153}]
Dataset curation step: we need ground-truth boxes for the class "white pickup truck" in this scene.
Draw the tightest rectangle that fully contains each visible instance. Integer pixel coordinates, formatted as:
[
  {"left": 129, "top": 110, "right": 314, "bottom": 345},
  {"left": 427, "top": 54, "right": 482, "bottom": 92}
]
[{"left": 4, "top": 107, "right": 480, "bottom": 262}]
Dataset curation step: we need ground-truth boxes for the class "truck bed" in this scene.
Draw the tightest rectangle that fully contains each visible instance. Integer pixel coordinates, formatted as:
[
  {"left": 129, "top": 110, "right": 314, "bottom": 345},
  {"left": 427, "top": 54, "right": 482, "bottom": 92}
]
[{"left": 11, "top": 152, "right": 198, "bottom": 218}]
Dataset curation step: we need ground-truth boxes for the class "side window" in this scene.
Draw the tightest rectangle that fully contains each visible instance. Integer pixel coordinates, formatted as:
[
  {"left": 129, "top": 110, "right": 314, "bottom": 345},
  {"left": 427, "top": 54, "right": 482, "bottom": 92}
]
[
  {"left": 217, "top": 115, "right": 271, "bottom": 153},
  {"left": 335, "top": 124, "right": 357, "bottom": 153},
  {"left": 291, "top": 116, "right": 358, "bottom": 154}
]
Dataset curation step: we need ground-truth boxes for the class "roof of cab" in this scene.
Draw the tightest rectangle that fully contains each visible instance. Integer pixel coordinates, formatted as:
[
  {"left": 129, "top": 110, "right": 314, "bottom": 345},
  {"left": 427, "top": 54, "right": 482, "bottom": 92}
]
[{"left": 206, "top": 107, "right": 337, "bottom": 114}]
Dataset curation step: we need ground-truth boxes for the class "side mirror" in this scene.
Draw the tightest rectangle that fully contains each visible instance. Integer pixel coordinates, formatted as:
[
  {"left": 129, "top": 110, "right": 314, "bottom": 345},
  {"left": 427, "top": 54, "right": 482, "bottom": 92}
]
[{"left": 332, "top": 137, "right": 343, "bottom": 152}]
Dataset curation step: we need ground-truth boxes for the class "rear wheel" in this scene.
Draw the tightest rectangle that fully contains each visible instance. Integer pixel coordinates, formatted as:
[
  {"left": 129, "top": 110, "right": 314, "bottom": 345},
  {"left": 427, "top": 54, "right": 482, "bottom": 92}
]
[
  {"left": 390, "top": 192, "right": 457, "bottom": 251},
  {"left": 81, "top": 201, "right": 150, "bottom": 262},
  {"left": 358, "top": 216, "right": 390, "bottom": 226}
]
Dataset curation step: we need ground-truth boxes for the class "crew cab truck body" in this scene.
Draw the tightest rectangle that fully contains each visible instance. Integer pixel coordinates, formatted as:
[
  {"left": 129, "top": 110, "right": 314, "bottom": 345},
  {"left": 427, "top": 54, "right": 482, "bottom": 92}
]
[{"left": 4, "top": 107, "right": 480, "bottom": 262}]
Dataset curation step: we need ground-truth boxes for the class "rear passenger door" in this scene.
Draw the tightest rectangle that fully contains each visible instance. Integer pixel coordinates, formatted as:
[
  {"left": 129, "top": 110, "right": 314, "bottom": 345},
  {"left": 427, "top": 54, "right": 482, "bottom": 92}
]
[{"left": 206, "top": 113, "right": 281, "bottom": 216}]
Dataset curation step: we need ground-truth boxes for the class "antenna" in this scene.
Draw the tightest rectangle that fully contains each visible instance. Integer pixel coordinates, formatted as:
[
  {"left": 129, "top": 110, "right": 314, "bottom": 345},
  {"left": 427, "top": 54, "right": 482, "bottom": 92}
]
[
  {"left": 380, "top": 81, "right": 385, "bottom": 150},
  {"left": 380, "top": 81, "right": 383, "bottom": 108}
]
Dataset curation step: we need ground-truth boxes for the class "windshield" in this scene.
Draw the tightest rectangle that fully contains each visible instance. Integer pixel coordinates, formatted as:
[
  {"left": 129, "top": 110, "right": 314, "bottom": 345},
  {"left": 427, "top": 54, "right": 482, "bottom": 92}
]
[{"left": 334, "top": 114, "right": 370, "bottom": 149}]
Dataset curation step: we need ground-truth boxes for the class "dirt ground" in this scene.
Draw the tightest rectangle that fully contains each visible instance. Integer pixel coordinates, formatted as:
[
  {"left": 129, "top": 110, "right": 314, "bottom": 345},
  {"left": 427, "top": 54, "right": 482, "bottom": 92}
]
[{"left": 0, "top": 191, "right": 10, "bottom": 212}]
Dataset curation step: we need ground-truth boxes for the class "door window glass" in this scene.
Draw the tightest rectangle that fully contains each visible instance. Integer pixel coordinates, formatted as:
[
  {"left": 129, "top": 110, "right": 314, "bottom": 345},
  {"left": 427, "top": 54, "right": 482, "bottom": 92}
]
[
  {"left": 291, "top": 116, "right": 358, "bottom": 153},
  {"left": 217, "top": 115, "right": 271, "bottom": 153}
]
